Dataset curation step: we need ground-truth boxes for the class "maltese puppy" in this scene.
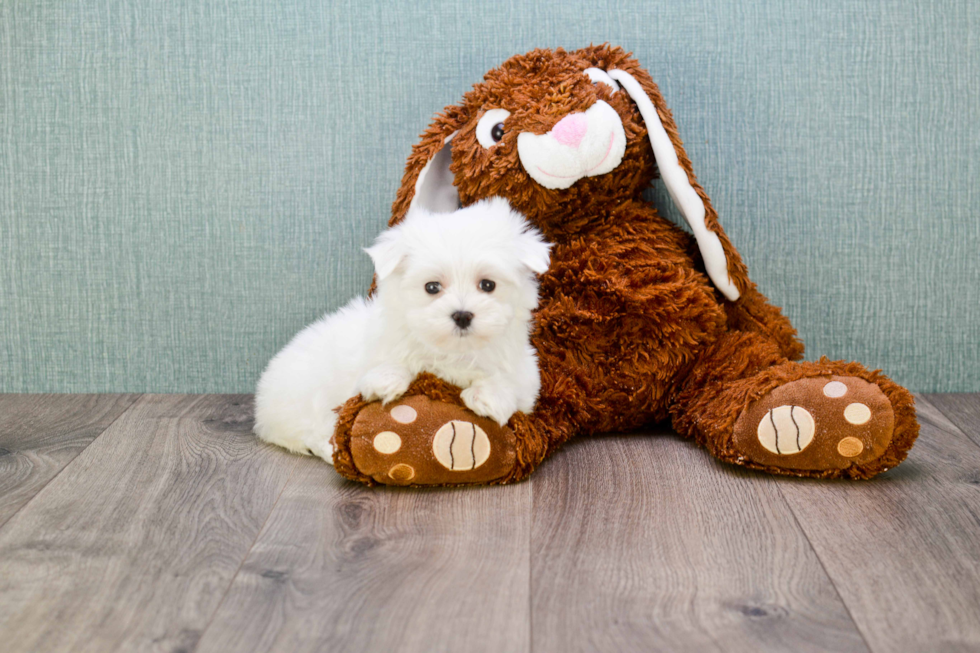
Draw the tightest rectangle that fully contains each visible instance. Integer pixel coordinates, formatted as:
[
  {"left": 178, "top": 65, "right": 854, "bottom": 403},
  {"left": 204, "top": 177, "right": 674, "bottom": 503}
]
[{"left": 254, "top": 197, "right": 551, "bottom": 462}]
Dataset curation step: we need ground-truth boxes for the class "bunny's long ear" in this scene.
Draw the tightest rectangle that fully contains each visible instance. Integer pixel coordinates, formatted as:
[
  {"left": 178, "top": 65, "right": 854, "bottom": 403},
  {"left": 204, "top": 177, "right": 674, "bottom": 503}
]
[
  {"left": 564, "top": 51, "right": 743, "bottom": 302},
  {"left": 607, "top": 68, "right": 745, "bottom": 301},
  {"left": 390, "top": 105, "right": 471, "bottom": 227}
]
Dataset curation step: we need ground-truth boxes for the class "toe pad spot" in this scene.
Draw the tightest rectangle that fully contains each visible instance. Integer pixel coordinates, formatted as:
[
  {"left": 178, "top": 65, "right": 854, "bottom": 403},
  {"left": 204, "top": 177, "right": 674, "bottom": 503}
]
[
  {"left": 388, "top": 463, "right": 415, "bottom": 482},
  {"left": 823, "top": 381, "right": 848, "bottom": 398},
  {"left": 838, "top": 437, "right": 864, "bottom": 457},
  {"left": 373, "top": 431, "right": 402, "bottom": 454},
  {"left": 844, "top": 403, "right": 872, "bottom": 425},
  {"left": 390, "top": 405, "right": 417, "bottom": 424}
]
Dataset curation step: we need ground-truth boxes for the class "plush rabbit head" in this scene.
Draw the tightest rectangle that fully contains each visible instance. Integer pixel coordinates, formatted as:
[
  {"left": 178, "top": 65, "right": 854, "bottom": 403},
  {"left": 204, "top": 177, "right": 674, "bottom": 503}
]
[{"left": 391, "top": 45, "right": 746, "bottom": 301}]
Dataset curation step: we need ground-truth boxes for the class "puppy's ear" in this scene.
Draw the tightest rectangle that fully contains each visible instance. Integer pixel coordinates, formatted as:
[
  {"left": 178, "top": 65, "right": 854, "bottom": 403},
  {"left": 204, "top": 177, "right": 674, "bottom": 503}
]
[
  {"left": 364, "top": 227, "right": 405, "bottom": 281},
  {"left": 390, "top": 105, "right": 471, "bottom": 227},
  {"left": 486, "top": 196, "right": 551, "bottom": 275},
  {"left": 573, "top": 50, "right": 751, "bottom": 303},
  {"left": 515, "top": 226, "right": 552, "bottom": 275}
]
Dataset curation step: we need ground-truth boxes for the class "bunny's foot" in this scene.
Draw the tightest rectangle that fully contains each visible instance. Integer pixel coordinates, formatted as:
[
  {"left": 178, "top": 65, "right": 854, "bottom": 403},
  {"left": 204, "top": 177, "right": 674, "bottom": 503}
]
[
  {"left": 339, "top": 395, "right": 518, "bottom": 486},
  {"left": 732, "top": 375, "right": 900, "bottom": 474},
  {"left": 672, "top": 343, "right": 919, "bottom": 479}
]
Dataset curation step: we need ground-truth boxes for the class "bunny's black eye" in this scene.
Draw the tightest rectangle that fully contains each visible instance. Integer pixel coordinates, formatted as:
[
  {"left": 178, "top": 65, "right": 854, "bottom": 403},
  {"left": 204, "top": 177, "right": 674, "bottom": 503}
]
[
  {"left": 479, "top": 279, "right": 496, "bottom": 293},
  {"left": 425, "top": 281, "right": 441, "bottom": 295},
  {"left": 476, "top": 109, "right": 512, "bottom": 148}
]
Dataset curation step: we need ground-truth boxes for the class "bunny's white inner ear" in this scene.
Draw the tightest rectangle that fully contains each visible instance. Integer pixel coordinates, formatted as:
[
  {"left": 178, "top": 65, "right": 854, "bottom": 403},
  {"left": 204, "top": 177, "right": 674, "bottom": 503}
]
[
  {"left": 608, "top": 69, "right": 740, "bottom": 301},
  {"left": 410, "top": 131, "right": 460, "bottom": 214},
  {"left": 584, "top": 67, "right": 619, "bottom": 92}
]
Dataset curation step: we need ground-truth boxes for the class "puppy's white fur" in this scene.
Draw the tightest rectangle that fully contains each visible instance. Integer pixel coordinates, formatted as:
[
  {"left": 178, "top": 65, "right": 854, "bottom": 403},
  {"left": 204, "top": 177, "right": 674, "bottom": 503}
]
[{"left": 254, "top": 197, "right": 550, "bottom": 462}]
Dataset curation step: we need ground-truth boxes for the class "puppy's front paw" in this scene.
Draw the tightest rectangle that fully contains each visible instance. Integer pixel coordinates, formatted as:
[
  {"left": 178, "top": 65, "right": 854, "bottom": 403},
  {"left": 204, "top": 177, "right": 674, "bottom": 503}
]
[
  {"left": 356, "top": 365, "right": 413, "bottom": 405},
  {"left": 461, "top": 383, "right": 519, "bottom": 426}
]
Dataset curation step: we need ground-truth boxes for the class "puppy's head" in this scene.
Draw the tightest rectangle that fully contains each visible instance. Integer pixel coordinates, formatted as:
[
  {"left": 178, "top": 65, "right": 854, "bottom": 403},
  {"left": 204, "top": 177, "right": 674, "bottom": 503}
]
[{"left": 366, "top": 197, "right": 550, "bottom": 353}]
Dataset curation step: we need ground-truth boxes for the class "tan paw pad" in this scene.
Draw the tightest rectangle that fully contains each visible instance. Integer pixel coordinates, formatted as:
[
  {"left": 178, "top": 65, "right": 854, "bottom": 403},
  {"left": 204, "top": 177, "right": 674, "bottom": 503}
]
[
  {"left": 432, "top": 420, "right": 491, "bottom": 471},
  {"left": 757, "top": 405, "right": 815, "bottom": 454}
]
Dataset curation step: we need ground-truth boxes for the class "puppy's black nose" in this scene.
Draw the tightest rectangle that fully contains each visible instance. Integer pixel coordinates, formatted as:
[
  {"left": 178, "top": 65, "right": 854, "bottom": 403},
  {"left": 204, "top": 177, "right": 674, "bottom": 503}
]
[{"left": 452, "top": 311, "right": 474, "bottom": 329}]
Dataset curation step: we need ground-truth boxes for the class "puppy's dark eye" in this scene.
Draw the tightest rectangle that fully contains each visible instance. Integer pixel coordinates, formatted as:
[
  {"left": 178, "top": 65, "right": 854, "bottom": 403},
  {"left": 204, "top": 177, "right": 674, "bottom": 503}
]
[
  {"left": 491, "top": 123, "right": 504, "bottom": 143},
  {"left": 479, "top": 279, "right": 496, "bottom": 293},
  {"left": 425, "top": 281, "right": 441, "bottom": 295}
]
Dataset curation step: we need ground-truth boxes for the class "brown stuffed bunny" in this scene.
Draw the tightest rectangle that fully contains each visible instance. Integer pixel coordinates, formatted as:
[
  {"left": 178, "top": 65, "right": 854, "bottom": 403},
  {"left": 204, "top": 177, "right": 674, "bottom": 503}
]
[{"left": 331, "top": 45, "right": 919, "bottom": 486}]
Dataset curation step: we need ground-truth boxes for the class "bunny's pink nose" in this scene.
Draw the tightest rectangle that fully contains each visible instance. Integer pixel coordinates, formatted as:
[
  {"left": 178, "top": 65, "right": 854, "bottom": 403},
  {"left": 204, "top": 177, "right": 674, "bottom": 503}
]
[{"left": 551, "top": 113, "right": 588, "bottom": 148}]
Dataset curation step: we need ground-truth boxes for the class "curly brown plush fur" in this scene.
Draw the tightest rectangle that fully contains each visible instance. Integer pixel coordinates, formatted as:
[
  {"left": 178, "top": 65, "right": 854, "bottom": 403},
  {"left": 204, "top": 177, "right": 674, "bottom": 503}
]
[{"left": 333, "top": 45, "right": 918, "bottom": 486}]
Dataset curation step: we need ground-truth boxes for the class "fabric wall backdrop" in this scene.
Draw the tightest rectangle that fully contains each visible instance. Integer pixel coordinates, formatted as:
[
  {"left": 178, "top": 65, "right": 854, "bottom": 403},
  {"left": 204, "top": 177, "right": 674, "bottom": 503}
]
[{"left": 1, "top": 0, "right": 978, "bottom": 393}]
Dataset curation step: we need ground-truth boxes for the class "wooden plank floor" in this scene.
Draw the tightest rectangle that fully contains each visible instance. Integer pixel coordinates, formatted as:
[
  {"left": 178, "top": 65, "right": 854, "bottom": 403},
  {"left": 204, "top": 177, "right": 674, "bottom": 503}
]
[{"left": 0, "top": 394, "right": 978, "bottom": 652}]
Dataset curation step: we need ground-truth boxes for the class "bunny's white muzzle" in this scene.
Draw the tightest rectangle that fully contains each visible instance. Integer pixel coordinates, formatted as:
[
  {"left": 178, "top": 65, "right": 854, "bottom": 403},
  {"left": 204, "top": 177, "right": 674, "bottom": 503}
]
[{"left": 517, "top": 100, "right": 627, "bottom": 190}]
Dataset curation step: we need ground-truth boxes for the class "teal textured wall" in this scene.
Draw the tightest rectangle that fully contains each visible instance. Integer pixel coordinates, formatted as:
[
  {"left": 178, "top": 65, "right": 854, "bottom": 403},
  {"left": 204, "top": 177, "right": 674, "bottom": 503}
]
[{"left": 1, "top": 0, "right": 978, "bottom": 392}]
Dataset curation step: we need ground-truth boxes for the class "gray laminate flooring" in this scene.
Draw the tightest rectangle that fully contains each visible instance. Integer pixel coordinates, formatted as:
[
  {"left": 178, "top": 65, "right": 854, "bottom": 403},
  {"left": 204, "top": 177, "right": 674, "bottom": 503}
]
[{"left": 0, "top": 393, "right": 978, "bottom": 653}]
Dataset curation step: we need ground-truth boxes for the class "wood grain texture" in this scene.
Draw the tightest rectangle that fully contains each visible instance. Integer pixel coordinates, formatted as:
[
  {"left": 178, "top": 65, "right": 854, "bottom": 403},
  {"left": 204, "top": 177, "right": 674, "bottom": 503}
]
[
  {"left": 0, "top": 394, "right": 140, "bottom": 528},
  {"left": 196, "top": 456, "right": 531, "bottom": 653},
  {"left": 0, "top": 394, "right": 297, "bottom": 653},
  {"left": 775, "top": 395, "right": 980, "bottom": 652},
  {"left": 529, "top": 429, "right": 868, "bottom": 653},
  {"left": 2, "top": 394, "right": 978, "bottom": 653},
  {"left": 924, "top": 394, "right": 980, "bottom": 448}
]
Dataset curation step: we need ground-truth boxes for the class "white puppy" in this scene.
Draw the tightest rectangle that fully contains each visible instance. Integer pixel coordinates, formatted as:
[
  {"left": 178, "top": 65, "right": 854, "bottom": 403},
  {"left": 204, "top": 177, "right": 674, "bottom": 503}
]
[{"left": 254, "top": 197, "right": 551, "bottom": 462}]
